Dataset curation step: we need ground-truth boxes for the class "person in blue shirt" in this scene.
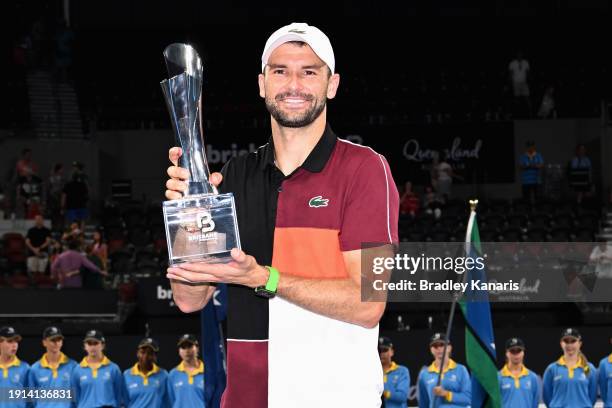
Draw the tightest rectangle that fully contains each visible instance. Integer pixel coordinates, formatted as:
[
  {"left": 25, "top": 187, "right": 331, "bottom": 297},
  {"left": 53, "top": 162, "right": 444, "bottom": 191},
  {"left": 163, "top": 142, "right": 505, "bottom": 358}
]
[
  {"left": 417, "top": 333, "right": 471, "bottom": 408},
  {"left": 598, "top": 338, "right": 612, "bottom": 408},
  {"left": 123, "top": 337, "right": 169, "bottom": 408},
  {"left": 498, "top": 337, "right": 540, "bottom": 408},
  {"left": 0, "top": 326, "right": 29, "bottom": 408},
  {"left": 519, "top": 141, "right": 544, "bottom": 204},
  {"left": 378, "top": 336, "right": 409, "bottom": 408},
  {"left": 167, "top": 334, "right": 204, "bottom": 408},
  {"left": 543, "top": 328, "right": 597, "bottom": 408},
  {"left": 71, "top": 329, "right": 123, "bottom": 408},
  {"left": 28, "top": 326, "right": 78, "bottom": 408}
]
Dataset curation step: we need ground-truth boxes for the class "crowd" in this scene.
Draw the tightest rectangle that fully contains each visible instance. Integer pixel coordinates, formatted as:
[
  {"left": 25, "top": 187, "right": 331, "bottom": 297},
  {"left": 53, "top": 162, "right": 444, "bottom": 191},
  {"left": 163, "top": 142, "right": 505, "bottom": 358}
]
[
  {"left": 380, "top": 328, "right": 611, "bottom": 408},
  {"left": 0, "top": 326, "right": 204, "bottom": 408}
]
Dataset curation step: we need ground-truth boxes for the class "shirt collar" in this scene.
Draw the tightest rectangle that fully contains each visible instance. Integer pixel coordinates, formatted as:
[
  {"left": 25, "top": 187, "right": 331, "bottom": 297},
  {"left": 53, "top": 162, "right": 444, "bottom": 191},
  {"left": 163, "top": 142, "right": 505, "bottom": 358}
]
[
  {"left": 609, "top": 353, "right": 612, "bottom": 363},
  {"left": 384, "top": 361, "right": 399, "bottom": 374},
  {"left": 177, "top": 360, "right": 204, "bottom": 375},
  {"left": 501, "top": 364, "right": 529, "bottom": 378},
  {"left": 41, "top": 353, "right": 69, "bottom": 369},
  {"left": 80, "top": 355, "right": 110, "bottom": 368},
  {"left": 0, "top": 357, "right": 20, "bottom": 369},
  {"left": 558, "top": 356, "right": 588, "bottom": 370},
  {"left": 428, "top": 359, "right": 457, "bottom": 373},
  {"left": 130, "top": 363, "right": 160, "bottom": 378},
  {"left": 258, "top": 123, "right": 337, "bottom": 173}
]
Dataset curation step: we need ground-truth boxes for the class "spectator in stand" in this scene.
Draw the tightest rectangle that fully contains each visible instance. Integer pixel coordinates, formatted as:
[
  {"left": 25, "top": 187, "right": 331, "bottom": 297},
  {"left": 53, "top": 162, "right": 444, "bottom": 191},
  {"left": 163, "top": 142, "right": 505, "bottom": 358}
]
[
  {"left": 51, "top": 239, "right": 107, "bottom": 288},
  {"left": 537, "top": 86, "right": 556, "bottom": 119},
  {"left": 16, "top": 168, "right": 43, "bottom": 219},
  {"left": 0, "top": 326, "right": 29, "bottom": 408},
  {"left": 46, "top": 163, "right": 65, "bottom": 231},
  {"left": 569, "top": 144, "right": 593, "bottom": 204},
  {"left": 25, "top": 214, "right": 51, "bottom": 276},
  {"left": 432, "top": 153, "right": 459, "bottom": 202},
  {"left": 62, "top": 221, "right": 84, "bottom": 247},
  {"left": 92, "top": 230, "right": 108, "bottom": 271},
  {"left": 15, "top": 148, "right": 38, "bottom": 178},
  {"left": 508, "top": 51, "right": 532, "bottom": 117},
  {"left": 400, "top": 181, "right": 420, "bottom": 217},
  {"left": 167, "top": 334, "right": 204, "bottom": 408},
  {"left": 588, "top": 239, "right": 612, "bottom": 279},
  {"left": 61, "top": 166, "right": 89, "bottom": 226},
  {"left": 519, "top": 141, "right": 544, "bottom": 204},
  {"left": 423, "top": 186, "right": 444, "bottom": 219},
  {"left": 82, "top": 243, "right": 105, "bottom": 289},
  {"left": 378, "top": 336, "right": 410, "bottom": 408}
]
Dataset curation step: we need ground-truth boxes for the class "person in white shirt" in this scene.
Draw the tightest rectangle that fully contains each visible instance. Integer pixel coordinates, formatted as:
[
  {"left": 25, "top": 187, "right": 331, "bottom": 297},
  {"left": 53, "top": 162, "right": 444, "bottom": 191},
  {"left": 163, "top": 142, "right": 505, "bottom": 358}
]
[
  {"left": 589, "top": 239, "right": 612, "bottom": 279},
  {"left": 508, "top": 51, "right": 532, "bottom": 116}
]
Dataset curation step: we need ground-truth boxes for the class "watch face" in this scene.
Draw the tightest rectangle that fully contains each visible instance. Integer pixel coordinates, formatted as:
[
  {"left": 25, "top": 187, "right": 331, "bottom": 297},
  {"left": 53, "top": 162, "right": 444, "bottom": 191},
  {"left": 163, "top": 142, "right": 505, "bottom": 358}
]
[{"left": 255, "top": 286, "right": 275, "bottom": 299}]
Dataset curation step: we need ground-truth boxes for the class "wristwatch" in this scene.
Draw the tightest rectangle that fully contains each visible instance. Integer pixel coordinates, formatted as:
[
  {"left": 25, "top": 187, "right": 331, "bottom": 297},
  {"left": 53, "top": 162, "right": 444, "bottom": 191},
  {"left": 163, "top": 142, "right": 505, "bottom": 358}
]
[{"left": 255, "top": 266, "right": 279, "bottom": 298}]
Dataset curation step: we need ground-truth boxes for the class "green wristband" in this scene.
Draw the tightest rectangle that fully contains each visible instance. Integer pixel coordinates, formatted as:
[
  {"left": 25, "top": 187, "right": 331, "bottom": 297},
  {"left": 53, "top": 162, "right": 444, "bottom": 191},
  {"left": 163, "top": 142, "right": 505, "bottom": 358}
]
[{"left": 264, "top": 266, "right": 280, "bottom": 293}]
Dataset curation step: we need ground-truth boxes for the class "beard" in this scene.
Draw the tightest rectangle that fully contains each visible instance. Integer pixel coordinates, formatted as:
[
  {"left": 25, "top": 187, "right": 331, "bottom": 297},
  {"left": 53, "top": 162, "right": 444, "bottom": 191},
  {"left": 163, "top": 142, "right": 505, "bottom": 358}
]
[{"left": 265, "top": 91, "right": 326, "bottom": 128}]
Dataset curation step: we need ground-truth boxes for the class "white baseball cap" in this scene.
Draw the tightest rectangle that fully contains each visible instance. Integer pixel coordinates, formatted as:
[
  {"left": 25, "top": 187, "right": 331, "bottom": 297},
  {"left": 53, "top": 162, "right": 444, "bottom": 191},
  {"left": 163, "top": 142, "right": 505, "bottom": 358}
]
[{"left": 261, "top": 22, "right": 335, "bottom": 74}]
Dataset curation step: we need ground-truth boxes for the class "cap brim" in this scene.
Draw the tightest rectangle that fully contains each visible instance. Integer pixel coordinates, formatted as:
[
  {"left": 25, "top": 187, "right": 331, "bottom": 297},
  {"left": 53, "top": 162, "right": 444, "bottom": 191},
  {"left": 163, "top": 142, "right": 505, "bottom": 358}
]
[
  {"left": 561, "top": 335, "right": 580, "bottom": 341},
  {"left": 45, "top": 335, "right": 64, "bottom": 341},
  {"left": 178, "top": 340, "right": 197, "bottom": 347},
  {"left": 507, "top": 345, "right": 525, "bottom": 350},
  {"left": 1, "top": 335, "right": 22, "bottom": 342},
  {"left": 84, "top": 337, "right": 103, "bottom": 343},
  {"left": 138, "top": 344, "right": 159, "bottom": 352}
]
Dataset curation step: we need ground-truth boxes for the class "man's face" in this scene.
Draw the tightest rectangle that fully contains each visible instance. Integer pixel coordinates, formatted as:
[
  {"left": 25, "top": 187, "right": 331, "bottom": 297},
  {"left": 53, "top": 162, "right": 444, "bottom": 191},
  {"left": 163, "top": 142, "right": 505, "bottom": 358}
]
[
  {"left": 378, "top": 346, "right": 393, "bottom": 365},
  {"left": 505, "top": 347, "right": 524, "bottom": 366},
  {"left": 0, "top": 338, "right": 19, "bottom": 357},
  {"left": 84, "top": 340, "right": 104, "bottom": 356},
  {"left": 561, "top": 337, "right": 581, "bottom": 355},
  {"left": 43, "top": 337, "right": 63, "bottom": 354},
  {"left": 258, "top": 42, "right": 339, "bottom": 128},
  {"left": 35, "top": 215, "right": 44, "bottom": 227},
  {"left": 179, "top": 343, "right": 198, "bottom": 361}
]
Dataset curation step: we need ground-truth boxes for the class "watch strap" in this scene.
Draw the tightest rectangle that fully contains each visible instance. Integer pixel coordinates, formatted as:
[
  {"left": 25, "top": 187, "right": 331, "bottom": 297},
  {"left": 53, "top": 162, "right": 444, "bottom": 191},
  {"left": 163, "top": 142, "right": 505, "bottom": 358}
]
[{"left": 264, "top": 266, "right": 279, "bottom": 293}]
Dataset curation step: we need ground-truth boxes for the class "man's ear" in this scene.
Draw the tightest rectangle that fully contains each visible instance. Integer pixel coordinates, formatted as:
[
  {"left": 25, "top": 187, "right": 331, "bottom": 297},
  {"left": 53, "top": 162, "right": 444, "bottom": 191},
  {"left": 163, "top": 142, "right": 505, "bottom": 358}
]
[
  {"left": 258, "top": 73, "right": 266, "bottom": 99},
  {"left": 326, "top": 73, "right": 340, "bottom": 99}
]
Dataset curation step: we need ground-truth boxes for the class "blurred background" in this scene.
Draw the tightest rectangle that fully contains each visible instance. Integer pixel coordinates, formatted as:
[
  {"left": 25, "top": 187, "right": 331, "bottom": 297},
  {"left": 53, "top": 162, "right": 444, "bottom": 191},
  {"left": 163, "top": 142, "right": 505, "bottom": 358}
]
[{"left": 1, "top": 0, "right": 612, "bottom": 404}]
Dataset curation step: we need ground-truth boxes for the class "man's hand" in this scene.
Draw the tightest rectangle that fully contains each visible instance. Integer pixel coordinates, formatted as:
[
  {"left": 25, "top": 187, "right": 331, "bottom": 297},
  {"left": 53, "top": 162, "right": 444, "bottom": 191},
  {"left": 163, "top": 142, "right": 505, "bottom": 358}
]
[
  {"left": 167, "top": 248, "right": 268, "bottom": 288},
  {"left": 433, "top": 386, "right": 449, "bottom": 398},
  {"left": 165, "top": 147, "right": 223, "bottom": 199}
]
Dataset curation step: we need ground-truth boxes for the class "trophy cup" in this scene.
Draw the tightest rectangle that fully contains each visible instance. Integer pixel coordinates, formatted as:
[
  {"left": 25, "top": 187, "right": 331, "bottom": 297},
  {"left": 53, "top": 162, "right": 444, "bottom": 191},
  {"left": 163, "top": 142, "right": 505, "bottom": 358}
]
[{"left": 161, "top": 43, "right": 240, "bottom": 265}]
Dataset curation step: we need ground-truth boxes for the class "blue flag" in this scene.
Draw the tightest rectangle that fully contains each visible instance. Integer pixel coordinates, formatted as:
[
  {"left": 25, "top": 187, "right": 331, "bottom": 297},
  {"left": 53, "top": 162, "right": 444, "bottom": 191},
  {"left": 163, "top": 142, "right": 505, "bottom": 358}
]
[
  {"left": 201, "top": 284, "right": 227, "bottom": 408},
  {"left": 460, "top": 210, "right": 501, "bottom": 408}
]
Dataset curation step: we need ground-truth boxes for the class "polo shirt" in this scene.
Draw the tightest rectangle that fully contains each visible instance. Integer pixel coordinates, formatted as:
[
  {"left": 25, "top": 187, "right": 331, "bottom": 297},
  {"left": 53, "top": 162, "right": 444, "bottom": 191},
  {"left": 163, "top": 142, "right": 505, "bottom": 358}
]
[
  {"left": 218, "top": 123, "right": 399, "bottom": 408},
  {"left": 123, "top": 363, "right": 168, "bottom": 408},
  {"left": 0, "top": 357, "right": 29, "bottom": 408},
  {"left": 498, "top": 364, "right": 540, "bottom": 408},
  {"left": 167, "top": 360, "right": 204, "bottom": 408},
  {"left": 28, "top": 353, "right": 77, "bottom": 408},
  {"left": 72, "top": 356, "right": 123, "bottom": 408}
]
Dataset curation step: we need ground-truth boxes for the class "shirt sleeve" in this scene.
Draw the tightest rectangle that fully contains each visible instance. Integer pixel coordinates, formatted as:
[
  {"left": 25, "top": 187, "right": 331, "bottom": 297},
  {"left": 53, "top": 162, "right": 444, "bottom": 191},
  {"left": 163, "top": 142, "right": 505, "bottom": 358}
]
[
  {"left": 589, "top": 364, "right": 598, "bottom": 405},
  {"left": 417, "top": 369, "right": 430, "bottom": 408},
  {"left": 166, "top": 371, "right": 176, "bottom": 407},
  {"left": 542, "top": 364, "right": 554, "bottom": 406},
  {"left": 600, "top": 360, "right": 608, "bottom": 405},
  {"left": 339, "top": 153, "right": 399, "bottom": 251},
  {"left": 448, "top": 366, "right": 471, "bottom": 406},
  {"left": 531, "top": 372, "right": 541, "bottom": 408},
  {"left": 386, "top": 367, "right": 410, "bottom": 403},
  {"left": 80, "top": 255, "right": 101, "bottom": 273}
]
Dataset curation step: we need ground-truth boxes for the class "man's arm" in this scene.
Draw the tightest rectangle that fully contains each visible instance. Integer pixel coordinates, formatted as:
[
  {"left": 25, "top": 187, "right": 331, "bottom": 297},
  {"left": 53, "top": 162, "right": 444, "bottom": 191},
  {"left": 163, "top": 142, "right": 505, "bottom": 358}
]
[{"left": 25, "top": 237, "right": 38, "bottom": 254}]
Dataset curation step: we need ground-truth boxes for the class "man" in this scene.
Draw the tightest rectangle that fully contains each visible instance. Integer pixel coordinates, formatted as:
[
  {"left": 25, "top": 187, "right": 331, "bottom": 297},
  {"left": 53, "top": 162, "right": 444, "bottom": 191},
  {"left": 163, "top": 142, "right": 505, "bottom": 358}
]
[
  {"left": 519, "top": 141, "right": 544, "bottom": 204},
  {"left": 51, "top": 239, "right": 107, "bottom": 288},
  {"left": 165, "top": 22, "right": 399, "bottom": 407},
  {"left": 28, "top": 326, "right": 77, "bottom": 408},
  {"left": 25, "top": 214, "right": 51, "bottom": 276},
  {"left": 378, "top": 336, "right": 410, "bottom": 408},
  {"left": 15, "top": 148, "right": 39, "bottom": 178},
  {"left": 498, "top": 338, "right": 540, "bottom": 408},
  {"left": 16, "top": 168, "right": 43, "bottom": 219},
  {"left": 123, "top": 338, "right": 169, "bottom": 408},
  {"left": 167, "top": 334, "right": 204, "bottom": 408},
  {"left": 61, "top": 166, "right": 89, "bottom": 225},
  {"left": 508, "top": 51, "right": 531, "bottom": 116},
  {"left": 0, "top": 326, "right": 29, "bottom": 408}
]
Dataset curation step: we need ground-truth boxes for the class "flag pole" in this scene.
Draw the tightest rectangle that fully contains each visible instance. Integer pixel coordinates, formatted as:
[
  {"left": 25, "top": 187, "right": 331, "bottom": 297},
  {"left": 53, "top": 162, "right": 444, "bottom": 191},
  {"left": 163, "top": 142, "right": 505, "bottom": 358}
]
[{"left": 434, "top": 199, "right": 478, "bottom": 405}]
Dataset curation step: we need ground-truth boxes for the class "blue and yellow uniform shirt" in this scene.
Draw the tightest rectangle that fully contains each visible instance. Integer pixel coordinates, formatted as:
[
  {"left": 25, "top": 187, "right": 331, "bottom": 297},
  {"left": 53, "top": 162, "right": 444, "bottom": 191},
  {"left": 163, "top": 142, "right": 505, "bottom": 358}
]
[
  {"left": 417, "top": 359, "right": 471, "bottom": 408},
  {"left": 71, "top": 356, "right": 123, "bottom": 408},
  {"left": 28, "top": 353, "right": 77, "bottom": 408},
  {"left": 123, "top": 363, "right": 169, "bottom": 408},
  {"left": 498, "top": 364, "right": 540, "bottom": 408},
  {"left": 543, "top": 356, "right": 597, "bottom": 408},
  {"left": 167, "top": 360, "right": 204, "bottom": 408},
  {"left": 383, "top": 361, "right": 410, "bottom": 408},
  {"left": 598, "top": 354, "right": 612, "bottom": 408},
  {"left": 0, "top": 357, "right": 29, "bottom": 408}
]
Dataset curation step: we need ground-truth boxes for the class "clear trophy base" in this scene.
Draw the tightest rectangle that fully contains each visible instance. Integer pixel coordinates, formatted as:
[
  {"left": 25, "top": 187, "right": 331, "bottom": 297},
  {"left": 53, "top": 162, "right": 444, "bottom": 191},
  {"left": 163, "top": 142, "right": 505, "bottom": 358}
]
[{"left": 163, "top": 193, "right": 240, "bottom": 265}]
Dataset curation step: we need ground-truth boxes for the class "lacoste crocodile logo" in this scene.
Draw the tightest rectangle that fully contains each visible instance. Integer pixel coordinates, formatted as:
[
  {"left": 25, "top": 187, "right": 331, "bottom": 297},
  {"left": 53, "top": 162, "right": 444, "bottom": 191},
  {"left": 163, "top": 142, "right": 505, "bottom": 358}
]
[
  {"left": 289, "top": 29, "right": 306, "bottom": 34},
  {"left": 309, "top": 195, "right": 329, "bottom": 208}
]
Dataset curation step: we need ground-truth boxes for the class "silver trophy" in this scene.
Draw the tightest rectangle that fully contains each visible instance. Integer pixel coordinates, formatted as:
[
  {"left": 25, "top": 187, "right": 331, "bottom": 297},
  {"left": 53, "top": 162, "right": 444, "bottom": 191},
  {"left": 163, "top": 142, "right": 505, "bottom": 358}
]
[{"left": 161, "top": 43, "right": 240, "bottom": 265}]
